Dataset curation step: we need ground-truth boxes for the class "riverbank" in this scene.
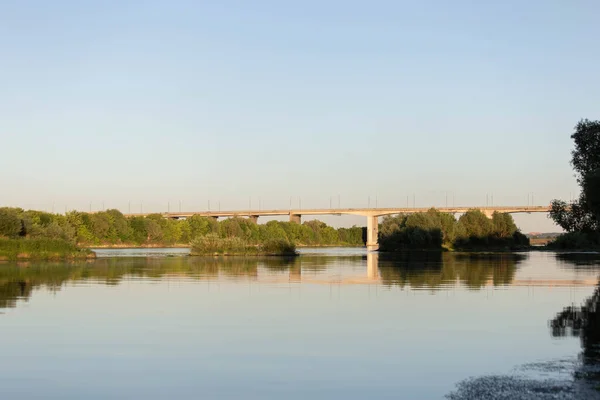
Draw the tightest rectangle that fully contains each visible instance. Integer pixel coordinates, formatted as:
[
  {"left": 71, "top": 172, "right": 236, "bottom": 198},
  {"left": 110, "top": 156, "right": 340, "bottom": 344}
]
[
  {"left": 88, "top": 243, "right": 359, "bottom": 250},
  {"left": 0, "top": 238, "right": 95, "bottom": 261}
]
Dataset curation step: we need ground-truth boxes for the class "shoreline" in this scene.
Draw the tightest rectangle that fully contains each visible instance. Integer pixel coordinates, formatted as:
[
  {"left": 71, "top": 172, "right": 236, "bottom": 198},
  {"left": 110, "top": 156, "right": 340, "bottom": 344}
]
[{"left": 88, "top": 243, "right": 363, "bottom": 249}]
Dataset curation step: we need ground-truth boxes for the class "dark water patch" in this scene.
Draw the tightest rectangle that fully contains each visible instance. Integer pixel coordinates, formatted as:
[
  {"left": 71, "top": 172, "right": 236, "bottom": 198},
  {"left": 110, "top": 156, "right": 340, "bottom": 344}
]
[{"left": 445, "top": 374, "right": 595, "bottom": 400}]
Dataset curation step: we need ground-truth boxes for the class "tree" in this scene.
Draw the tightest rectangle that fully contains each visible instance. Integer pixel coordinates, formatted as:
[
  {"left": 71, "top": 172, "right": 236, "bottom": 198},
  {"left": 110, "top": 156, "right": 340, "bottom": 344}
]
[
  {"left": 550, "top": 119, "right": 600, "bottom": 233},
  {"left": 456, "top": 210, "right": 493, "bottom": 240},
  {"left": 0, "top": 208, "right": 21, "bottom": 238},
  {"left": 492, "top": 212, "right": 517, "bottom": 238},
  {"left": 570, "top": 119, "right": 600, "bottom": 183}
]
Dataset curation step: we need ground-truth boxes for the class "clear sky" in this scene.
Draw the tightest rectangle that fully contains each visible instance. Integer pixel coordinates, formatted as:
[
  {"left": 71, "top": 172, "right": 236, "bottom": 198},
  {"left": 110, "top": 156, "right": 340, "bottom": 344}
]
[{"left": 1, "top": 1, "right": 598, "bottom": 232}]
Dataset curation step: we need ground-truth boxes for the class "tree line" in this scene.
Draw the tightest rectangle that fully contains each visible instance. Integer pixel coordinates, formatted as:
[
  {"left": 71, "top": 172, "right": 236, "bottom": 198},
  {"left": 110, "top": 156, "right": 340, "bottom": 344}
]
[
  {"left": 0, "top": 207, "right": 364, "bottom": 247},
  {"left": 379, "top": 208, "right": 529, "bottom": 251}
]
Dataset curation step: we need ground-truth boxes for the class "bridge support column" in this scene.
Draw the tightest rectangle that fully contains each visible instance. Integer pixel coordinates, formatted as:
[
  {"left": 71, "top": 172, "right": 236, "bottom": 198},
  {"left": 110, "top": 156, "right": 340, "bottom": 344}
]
[
  {"left": 248, "top": 215, "right": 259, "bottom": 224},
  {"left": 290, "top": 214, "right": 301, "bottom": 224},
  {"left": 366, "top": 215, "right": 379, "bottom": 251}
]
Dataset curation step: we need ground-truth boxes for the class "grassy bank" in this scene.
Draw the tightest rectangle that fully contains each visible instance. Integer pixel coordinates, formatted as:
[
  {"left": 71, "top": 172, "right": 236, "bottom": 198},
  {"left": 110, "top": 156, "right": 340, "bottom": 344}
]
[
  {"left": 0, "top": 238, "right": 95, "bottom": 261},
  {"left": 190, "top": 235, "right": 297, "bottom": 256}
]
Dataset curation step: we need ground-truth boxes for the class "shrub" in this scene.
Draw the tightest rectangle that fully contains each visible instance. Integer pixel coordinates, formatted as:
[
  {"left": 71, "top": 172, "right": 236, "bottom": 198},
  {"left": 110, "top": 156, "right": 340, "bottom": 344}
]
[
  {"left": 259, "top": 239, "right": 297, "bottom": 255},
  {"left": 547, "top": 232, "right": 600, "bottom": 250}
]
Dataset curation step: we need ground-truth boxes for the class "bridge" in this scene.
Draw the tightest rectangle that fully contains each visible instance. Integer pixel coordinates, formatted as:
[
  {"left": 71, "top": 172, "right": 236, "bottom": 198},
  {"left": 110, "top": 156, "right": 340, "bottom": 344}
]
[{"left": 125, "top": 205, "right": 551, "bottom": 251}]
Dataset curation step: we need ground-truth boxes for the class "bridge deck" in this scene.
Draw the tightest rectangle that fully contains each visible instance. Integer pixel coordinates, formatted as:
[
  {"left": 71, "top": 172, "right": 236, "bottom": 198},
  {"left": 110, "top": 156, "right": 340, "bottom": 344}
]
[{"left": 124, "top": 205, "right": 551, "bottom": 218}]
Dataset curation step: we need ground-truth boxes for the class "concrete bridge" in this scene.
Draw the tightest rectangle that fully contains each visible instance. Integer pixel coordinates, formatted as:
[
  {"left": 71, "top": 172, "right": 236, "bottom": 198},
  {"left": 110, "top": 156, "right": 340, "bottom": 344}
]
[{"left": 125, "top": 205, "right": 551, "bottom": 251}]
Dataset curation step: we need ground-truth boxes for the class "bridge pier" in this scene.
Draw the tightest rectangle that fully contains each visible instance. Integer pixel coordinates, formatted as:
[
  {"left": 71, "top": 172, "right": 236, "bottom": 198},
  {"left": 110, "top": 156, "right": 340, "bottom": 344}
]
[
  {"left": 289, "top": 214, "right": 301, "bottom": 224},
  {"left": 366, "top": 215, "right": 379, "bottom": 251},
  {"left": 248, "top": 215, "right": 259, "bottom": 223}
]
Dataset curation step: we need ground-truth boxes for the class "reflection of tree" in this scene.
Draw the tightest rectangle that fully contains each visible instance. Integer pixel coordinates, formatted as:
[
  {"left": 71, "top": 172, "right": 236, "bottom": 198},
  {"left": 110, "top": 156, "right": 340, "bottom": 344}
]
[
  {"left": 378, "top": 252, "right": 523, "bottom": 290},
  {"left": 550, "top": 253, "right": 600, "bottom": 387},
  {"left": 0, "top": 256, "right": 331, "bottom": 310},
  {"left": 0, "top": 280, "right": 33, "bottom": 309}
]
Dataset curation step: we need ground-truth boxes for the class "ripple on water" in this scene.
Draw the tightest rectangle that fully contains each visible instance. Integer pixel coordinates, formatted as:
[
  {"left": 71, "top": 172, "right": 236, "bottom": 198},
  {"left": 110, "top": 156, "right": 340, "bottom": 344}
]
[{"left": 446, "top": 358, "right": 600, "bottom": 400}]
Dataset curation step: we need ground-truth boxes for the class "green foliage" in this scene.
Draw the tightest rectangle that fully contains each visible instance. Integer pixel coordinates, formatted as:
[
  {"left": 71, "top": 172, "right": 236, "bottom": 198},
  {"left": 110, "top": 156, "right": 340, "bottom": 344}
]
[
  {"left": 550, "top": 119, "right": 600, "bottom": 234},
  {"left": 0, "top": 207, "right": 363, "bottom": 248},
  {"left": 547, "top": 231, "right": 600, "bottom": 250},
  {"left": 190, "top": 234, "right": 254, "bottom": 255},
  {"left": 0, "top": 238, "right": 93, "bottom": 260},
  {"left": 380, "top": 209, "right": 529, "bottom": 251},
  {"left": 380, "top": 209, "right": 453, "bottom": 251},
  {"left": 570, "top": 119, "right": 600, "bottom": 183},
  {"left": 0, "top": 208, "right": 22, "bottom": 238},
  {"left": 259, "top": 239, "right": 297, "bottom": 256},
  {"left": 190, "top": 234, "right": 296, "bottom": 256}
]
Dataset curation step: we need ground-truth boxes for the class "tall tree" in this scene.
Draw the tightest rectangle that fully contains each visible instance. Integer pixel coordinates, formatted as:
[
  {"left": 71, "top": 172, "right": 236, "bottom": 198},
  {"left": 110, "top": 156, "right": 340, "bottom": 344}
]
[{"left": 550, "top": 119, "right": 600, "bottom": 233}]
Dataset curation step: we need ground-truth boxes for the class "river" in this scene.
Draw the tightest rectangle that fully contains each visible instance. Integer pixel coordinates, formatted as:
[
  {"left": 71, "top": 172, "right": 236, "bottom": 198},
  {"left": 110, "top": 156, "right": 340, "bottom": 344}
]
[{"left": 1, "top": 248, "right": 599, "bottom": 399}]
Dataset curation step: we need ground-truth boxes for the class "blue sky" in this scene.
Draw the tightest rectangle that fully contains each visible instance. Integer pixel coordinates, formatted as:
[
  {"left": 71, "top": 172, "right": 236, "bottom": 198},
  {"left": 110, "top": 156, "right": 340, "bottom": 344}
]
[{"left": 1, "top": 0, "right": 598, "bottom": 231}]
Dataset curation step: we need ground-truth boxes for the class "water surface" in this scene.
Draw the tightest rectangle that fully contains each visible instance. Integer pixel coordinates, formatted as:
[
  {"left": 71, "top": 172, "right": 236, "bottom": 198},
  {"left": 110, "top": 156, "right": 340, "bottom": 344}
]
[{"left": 1, "top": 249, "right": 598, "bottom": 399}]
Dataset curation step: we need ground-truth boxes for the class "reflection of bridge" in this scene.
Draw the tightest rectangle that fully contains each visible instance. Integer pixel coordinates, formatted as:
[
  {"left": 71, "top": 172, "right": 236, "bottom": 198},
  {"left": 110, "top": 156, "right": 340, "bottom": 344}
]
[
  {"left": 125, "top": 205, "right": 551, "bottom": 251},
  {"left": 273, "top": 254, "right": 599, "bottom": 288}
]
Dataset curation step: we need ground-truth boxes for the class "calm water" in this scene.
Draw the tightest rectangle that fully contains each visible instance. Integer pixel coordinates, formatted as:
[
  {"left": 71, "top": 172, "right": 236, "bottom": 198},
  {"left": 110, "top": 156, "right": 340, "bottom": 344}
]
[{"left": 1, "top": 249, "right": 599, "bottom": 399}]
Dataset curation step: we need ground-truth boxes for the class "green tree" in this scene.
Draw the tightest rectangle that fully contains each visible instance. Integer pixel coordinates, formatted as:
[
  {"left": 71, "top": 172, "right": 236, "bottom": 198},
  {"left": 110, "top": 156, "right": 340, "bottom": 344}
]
[
  {"left": 0, "top": 208, "right": 22, "bottom": 238},
  {"left": 491, "top": 212, "right": 517, "bottom": 238},
  {"left": 456, "top": 210, "right": 493, "bottom": 240},
  {"left": 550, "top": 119, "right": 600, "bottom": 233}
]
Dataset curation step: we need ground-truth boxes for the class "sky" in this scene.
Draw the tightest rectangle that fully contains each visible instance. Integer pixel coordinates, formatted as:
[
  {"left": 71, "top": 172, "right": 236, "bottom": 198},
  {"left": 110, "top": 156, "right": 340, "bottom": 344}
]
[{"left": 1, "top": 0, "right": 599, "bottom": 232}]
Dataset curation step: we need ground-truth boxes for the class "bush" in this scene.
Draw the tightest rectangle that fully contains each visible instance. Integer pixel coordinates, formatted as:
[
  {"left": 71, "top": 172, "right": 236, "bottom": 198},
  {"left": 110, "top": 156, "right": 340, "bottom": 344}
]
[
  {"left": 547, "top": 232, "right": 600, "bottom": 250},
  {"left": 0, "top": 208, "right": 22, "bottom": 238},
  {"left": 190, "top": 234, "right": 255, "bottom": 255},
  {"left": 190, "top": 234, "right": 296, "bottom": 256},
  {"left": 0, "top": 238, "right": 94, "bottom": 260},
  {"left": 259, "top": 239, "right": 297, "bottom": 255}
]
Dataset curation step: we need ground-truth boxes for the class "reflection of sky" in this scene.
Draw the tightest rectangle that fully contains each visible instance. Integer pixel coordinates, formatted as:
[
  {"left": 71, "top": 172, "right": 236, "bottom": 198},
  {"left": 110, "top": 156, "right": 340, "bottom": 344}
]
[{"left": 0, "top": 252, "right": 597, "bottom": 399}]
